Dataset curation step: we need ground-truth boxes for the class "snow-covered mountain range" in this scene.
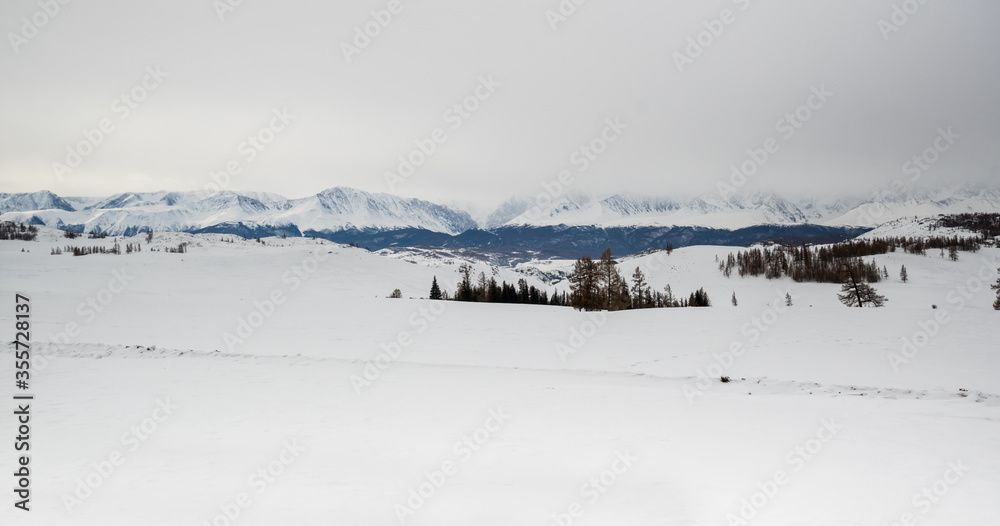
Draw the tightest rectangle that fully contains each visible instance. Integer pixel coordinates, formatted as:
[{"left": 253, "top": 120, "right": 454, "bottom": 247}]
[
  {"left": 0, "top": 187, "right": 477, "bottom": 236},
  {"left": 2, "top": 183, "right": 998, "bottom": 237},
  {"left": 493, "top": 184, "right": 1000, "bottom": 229}
]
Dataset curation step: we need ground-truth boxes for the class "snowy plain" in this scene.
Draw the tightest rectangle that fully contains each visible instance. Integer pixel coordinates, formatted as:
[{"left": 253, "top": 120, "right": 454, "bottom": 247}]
[{"left": 1, "top": 227, "right": 998, "bottom": 525}]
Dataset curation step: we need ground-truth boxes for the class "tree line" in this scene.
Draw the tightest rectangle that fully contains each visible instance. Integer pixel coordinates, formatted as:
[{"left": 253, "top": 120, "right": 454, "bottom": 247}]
[
  {"left": 0, "top": 222, "right": 38, "bottom": 241},
  {"left": 568, "top": 249, "right": 711, "bottom": 311},
  {"left": 52, "top": 241, "right": 187, "bottom": 256},
  {"left": 431, "top": 264, "right": 571, "bottom": 307},
  {"left": 936, "top": 213, "right": 1000, "bottom": 239},
  {"left": 720, "top": 235, "right": 983, "bottom": 283}
]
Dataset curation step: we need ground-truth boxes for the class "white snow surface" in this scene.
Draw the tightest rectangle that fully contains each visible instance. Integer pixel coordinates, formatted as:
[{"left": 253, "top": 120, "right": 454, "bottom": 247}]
[{"left": 1, "top": 227, "right": 998, "bottom": 525}]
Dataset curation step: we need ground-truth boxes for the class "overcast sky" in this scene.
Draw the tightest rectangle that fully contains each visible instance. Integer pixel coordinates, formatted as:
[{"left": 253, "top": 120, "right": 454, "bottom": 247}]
[{"left": 1, "top": 0, "right": 998, "bottom": 209}]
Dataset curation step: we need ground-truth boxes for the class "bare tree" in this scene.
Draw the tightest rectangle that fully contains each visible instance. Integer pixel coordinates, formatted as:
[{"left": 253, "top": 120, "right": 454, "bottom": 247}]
[
  {"left": 838, "top": 264, "right": 887, "bottom": 308},
  {"left": 599, "top": 249, "right": 617, "bottom": 310},
  {"left": 992, "top": 267, "right": 1000, "bottom": 311}
]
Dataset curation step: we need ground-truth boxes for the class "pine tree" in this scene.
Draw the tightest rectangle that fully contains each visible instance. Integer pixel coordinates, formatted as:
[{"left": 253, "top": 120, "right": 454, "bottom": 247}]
[
  {"left": 948, "top": 245, "right": 959, "bottom": 262},
  {"left": 785, "top": 292, "right": 793, "bottom": 307},
  {"left": 900, "top": 265, "right": 908, "bottom": 283},
  {"left": 429, "top": 276, "right": 442, "bottom": 300},
  {"left": 731, "top": 292, "right": 738, "bottom": 307}
]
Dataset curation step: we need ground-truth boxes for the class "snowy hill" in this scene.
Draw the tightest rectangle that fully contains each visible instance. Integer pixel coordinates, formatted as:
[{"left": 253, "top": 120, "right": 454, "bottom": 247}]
[{"left": 1, "top": 226, "right": 998, "bottom": 524}]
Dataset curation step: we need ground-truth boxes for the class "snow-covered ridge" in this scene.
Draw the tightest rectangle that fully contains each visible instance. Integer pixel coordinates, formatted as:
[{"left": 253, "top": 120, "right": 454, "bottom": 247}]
[
  {"left": 0, "top": 187, "right": 478, "bottom": 236},
  {"left": 501, "top": 183, "right": 1000, "bottom": 229},
  {"left": 2, "top": 183, "right": 999, "bottom": 235}
]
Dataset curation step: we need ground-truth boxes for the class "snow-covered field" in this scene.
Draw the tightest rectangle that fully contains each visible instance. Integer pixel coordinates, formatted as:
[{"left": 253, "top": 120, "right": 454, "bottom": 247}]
[{"left": 1, "top": 229, "right": 998, "bottom": 525}]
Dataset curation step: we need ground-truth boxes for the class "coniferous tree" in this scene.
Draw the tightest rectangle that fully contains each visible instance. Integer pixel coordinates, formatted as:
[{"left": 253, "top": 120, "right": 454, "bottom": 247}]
[
  {"left": 457, "top": 263, "right": 474, "bottom": 301},
  {"left": 948, "top": 245, "right": 960, "bottom": 262},
  {"left": 486, "top": 277, "right": 500, "bottom": 303},
  {"left": 785, "top": 292, "right": 793, "bottom": 307},
  {"left": 429, "top": 276, "right": 443, "bottom": 300},
  {"left": 569, "top": 256, "right": 601, "bottom": 311},
  {"left": 731, "top": 292, "right": 738, "bottom": 307},
  {"left": 838, "top": 264, "right": 886, "bottom": 308},
  {"left": 688, "top": 288, "right": 712, "bottom": 307},
  {"left": 631, "top": 267, "right": 648, "bottom": 309},
  {"left": 663, "top": 284, "right": 677, "bottom": 308},
  {"left": 992, "top": 268, "right": 1000, "bottom": 310},
  {"left": 611, "top": 273, "right": 632, "bottom": 311},
  {"left": 477, "top": 272, "right": 489, "bottom": 302},
  {"left": 900, "top": 265, "right": 908, "bottom": 283},
  {"left": 598, "top": 249, "right": 617, "bottom": 311}
]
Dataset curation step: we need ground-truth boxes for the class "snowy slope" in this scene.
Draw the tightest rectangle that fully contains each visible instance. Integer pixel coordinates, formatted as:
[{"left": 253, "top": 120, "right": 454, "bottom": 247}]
[{"left": 1, "top": 226, "right": 999, "bottom": 524}]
